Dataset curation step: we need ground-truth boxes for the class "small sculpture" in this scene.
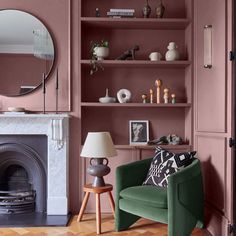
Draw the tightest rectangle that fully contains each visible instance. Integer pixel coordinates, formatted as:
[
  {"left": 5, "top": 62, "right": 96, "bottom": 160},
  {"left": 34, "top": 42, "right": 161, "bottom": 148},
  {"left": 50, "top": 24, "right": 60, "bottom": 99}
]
[
  {"left": 148, "top": 134, "right": 183, "bottom": 145},
  {"left": 117, "top": 89, "right": 131, "bottom": 103},
  {"left": 163, "top": 88, "right": 169, "bottom": 103},
  {"left": 116, "top": 45, "right": 140, "bottom": 60},
  {"left": 155, "top": 79, "right": 162, "bottom": 103},
  {"left": 165, "top": 42, "right": 180, "bottom": 61},
  {"left": 143, "top": 0, "right": 151, "bottom": 18},
  {"left": 166, "top": 134, "right": 183, "bottom": 145},
  {"left": 95, "top": 8, "right": 100, "bottom": 17},
  {"left": 171, "top": 93, "right": 176, "bottom": 104},
  {"left": 156, "top": 0, "right": 165, "bottom": 18},
  {"left": 149, "top": 89, "right": 154, "bottom": 103},
  {"left": 99, "top": 88, "right": 116, "bottom": 103},
  {"left": 142, "top": 94, "right": 148, "bottom": 103}
]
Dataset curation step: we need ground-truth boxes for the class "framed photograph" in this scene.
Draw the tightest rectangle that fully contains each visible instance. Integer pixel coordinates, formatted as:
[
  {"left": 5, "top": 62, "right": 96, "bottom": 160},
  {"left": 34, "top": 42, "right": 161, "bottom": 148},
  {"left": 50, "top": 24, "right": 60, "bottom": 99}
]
[{"left": 129, "top": 120, "right": 149, "bottom": 145}]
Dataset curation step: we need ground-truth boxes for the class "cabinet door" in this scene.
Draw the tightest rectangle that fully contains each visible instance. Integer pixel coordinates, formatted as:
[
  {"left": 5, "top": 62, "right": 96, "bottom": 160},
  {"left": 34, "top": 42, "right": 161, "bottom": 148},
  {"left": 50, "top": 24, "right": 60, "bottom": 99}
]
[{"left": 194, "top": 0, "right": 233, "bottom": 235}]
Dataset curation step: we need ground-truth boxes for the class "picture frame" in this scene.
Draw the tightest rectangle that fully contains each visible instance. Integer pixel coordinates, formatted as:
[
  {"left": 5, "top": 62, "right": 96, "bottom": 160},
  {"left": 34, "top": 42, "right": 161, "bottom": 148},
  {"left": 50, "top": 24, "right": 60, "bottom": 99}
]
[{"left": 129, "top": 120, "right": 149, "bottom": 145}]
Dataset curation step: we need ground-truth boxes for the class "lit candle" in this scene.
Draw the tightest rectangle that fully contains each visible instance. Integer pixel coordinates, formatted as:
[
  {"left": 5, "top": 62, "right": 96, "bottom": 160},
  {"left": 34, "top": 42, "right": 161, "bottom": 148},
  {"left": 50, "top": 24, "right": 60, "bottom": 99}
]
[{"left": 56, "top": 68, "right": 59, "bottom": 90}]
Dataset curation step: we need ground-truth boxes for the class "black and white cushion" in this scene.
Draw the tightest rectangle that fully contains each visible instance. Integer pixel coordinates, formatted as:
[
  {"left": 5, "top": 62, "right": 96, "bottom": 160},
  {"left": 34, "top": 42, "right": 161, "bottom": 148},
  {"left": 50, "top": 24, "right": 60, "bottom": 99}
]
[{"left": 143, "top": 147, "right": 196, "bottom": 188}]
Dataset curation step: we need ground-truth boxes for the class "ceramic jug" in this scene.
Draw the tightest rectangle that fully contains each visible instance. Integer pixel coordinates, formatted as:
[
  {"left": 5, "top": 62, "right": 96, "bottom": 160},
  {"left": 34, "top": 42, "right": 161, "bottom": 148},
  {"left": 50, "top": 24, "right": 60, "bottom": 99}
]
[{"left": 165, "top": 42, "right": 180, "bottom": 61}]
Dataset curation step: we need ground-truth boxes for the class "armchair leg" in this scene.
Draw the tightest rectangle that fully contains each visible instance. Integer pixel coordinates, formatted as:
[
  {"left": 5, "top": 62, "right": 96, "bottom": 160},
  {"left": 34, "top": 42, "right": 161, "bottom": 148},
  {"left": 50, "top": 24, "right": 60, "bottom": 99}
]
[{"left": 115, "top": 208, "right": 140, "bottom": 232}]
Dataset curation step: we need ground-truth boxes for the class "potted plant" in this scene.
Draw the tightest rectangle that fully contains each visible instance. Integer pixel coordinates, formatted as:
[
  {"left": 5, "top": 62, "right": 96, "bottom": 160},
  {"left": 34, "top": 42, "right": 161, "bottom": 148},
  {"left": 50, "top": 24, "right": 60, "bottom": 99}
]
[
  {"left": 90, "top": 40, "right": 109, "bottom": 75},
  {"left": 91, "top": 40, "right": 109, "bottom": 61}
]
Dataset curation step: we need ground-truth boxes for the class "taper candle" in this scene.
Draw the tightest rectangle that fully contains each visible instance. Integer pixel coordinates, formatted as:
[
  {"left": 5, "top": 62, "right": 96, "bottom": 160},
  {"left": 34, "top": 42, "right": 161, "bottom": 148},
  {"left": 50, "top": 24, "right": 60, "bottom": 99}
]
[
  {"left": 56, "top": 68, "right": 59, "bottom": 90},
  {"left": 42, "top": 73, "right": 46, "bottom": 94}
]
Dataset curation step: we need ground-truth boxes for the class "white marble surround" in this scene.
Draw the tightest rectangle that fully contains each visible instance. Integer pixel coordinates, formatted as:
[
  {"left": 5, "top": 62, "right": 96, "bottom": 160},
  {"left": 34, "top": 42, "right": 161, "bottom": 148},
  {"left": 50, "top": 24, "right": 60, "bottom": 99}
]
[{"left": 0, "top": 114, "right": 69, "bottom": 215}]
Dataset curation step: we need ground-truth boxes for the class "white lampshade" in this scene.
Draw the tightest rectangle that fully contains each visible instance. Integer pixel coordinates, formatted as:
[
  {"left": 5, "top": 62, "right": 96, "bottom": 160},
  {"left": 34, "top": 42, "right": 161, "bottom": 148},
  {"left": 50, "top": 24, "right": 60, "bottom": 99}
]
[{"left": 81, "top": 132, "right": 117, "bottom": 158}]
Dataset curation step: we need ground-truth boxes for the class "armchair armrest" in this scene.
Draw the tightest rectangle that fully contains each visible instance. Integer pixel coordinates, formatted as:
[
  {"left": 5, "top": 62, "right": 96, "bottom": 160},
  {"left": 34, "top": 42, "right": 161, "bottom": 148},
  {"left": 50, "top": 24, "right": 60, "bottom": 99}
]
[{"left": 167, "top": 159, "right": 204, "bottom": 236}]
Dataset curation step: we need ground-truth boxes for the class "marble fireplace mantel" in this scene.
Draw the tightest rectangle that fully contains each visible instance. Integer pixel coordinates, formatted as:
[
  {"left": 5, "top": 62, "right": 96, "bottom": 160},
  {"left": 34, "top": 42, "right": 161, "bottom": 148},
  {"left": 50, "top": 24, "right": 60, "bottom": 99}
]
[{"left": 0, "top": 113, "right": 69, "bottom": 215}]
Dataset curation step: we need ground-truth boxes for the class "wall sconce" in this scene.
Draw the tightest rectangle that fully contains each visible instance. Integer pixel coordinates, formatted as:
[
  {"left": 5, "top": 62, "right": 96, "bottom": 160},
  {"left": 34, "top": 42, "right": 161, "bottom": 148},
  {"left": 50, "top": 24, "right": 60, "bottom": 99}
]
[{"left": 204, "top": 25, "right": 212, "bottom": 69}]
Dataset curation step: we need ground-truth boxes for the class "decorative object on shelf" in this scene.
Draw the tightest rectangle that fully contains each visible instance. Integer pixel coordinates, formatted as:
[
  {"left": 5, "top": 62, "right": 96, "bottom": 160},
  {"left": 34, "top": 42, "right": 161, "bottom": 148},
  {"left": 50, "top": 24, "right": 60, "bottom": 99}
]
[
  {"left": 55, "top": 68, "right": 59, "bottom": 114},
  {"left": 156, "top": 0, "right": 165, "bottom": 18},
  {"left": 163, "top": 88, "right": 169, "bottom": 103},
  {"left": 129, "top": 120, "right": 149, "bottom": 145},
  {"left": 91, "top": 40, "right": 109, "bottom": 61},
  {"left": 147, "top": 134, "right": 183, "bottom": 145},
  {"left": 150, "top": 89, "right": 154, "bottom": 103},
  {"left": 142, "top": 0, "right": 151, "bottom": 18},
  {"left": 166, "top": 134, "right": 183, "bottom": 145},
  {"left": 95, "top": 8, "right": 100, "bottom": 17},
  {"left": 142, "top": 94, "right": 148, "bottom": 103},
  {"left": 149, "top": 52, "right": 162, "bottom": 61},
  {"left": 42, "top": 73, "right": 46, "bottom": 114},
  {"left": 99, "top": 88, "right": 116, "bottom": 103},
  {"left": 116, "top": 45, "right": 140, "bottom": 60},
  {"left": 117, "top": 89, "right": 132, "bottom": 103},
  {"left": 51, "top": 119, "right": 65, "bottom": 150},
  {"left": 107, "top": 8, "right": 135, "bottom": 18},
  {"left": 204, "top": 25, "right": 212, "bottom": 69},
  {"left": 155, "top": 79, "right": 162, "bottom": 103},
  {"left": 165, "top": 42, "right": 180, "bottom": 61},
  {"left": 80, "top": 132, "right": 117, "bottom": 187},
  {"left": 171, "top": 93, "right": 176, "bottom": 104}
]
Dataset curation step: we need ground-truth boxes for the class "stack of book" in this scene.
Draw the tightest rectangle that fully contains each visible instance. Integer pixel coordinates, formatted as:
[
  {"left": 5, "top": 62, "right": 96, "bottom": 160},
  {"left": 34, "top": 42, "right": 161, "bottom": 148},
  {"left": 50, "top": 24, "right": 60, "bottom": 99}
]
[{"left": 107, "top": 9, "right": 135, "bottom": 18}]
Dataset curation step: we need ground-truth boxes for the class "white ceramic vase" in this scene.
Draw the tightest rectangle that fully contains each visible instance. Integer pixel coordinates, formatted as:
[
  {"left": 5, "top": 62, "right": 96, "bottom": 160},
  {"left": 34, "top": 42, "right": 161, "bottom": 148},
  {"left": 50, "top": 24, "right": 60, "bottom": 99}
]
[
  {"left": 94, "top": 47, "right": 109, "bottom": 60},
  {"left": 165, "top": 42, "right": 180, "bottom": 61}
]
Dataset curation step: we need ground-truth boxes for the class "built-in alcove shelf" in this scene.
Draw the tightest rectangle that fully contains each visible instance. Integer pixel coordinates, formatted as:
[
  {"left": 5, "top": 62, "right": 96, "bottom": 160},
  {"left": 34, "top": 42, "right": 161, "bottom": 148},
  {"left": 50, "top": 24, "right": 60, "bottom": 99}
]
[
  {"left": 114, "top": 144, "right": 191, "bottom": 150},
  {"left": 81, "top": 102, "right": 191, "bottom": 108},
  {"left": 81, "top": 17, "right": 190, "bottom": 30},
  {"left": 80, "top": 60, "right": 191, "bottom": 68}
]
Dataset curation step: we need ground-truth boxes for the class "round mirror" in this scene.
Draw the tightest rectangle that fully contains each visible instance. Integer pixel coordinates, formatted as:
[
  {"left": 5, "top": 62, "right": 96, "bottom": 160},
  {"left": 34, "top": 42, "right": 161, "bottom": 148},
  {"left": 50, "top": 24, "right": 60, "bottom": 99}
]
[{"left": 0, "top": 10, "right": 55, "bottom": 96}]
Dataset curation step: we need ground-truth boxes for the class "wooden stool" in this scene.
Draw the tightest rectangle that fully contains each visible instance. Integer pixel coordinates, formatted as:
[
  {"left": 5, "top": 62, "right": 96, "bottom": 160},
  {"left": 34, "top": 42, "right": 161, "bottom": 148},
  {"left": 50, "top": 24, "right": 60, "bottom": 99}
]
[{"left": 77, "top": 184, "right": 115, "bottom": 234}]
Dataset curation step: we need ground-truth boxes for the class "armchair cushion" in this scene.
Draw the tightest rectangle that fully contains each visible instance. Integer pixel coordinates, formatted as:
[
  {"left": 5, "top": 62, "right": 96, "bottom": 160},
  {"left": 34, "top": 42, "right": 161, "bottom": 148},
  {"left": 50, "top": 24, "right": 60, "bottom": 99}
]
[
  {"left": 120, "top": 185, "right": 167, "bottom": 208},
  {"left": 143, "top": 147, "right": 196, "bottom": 187}
]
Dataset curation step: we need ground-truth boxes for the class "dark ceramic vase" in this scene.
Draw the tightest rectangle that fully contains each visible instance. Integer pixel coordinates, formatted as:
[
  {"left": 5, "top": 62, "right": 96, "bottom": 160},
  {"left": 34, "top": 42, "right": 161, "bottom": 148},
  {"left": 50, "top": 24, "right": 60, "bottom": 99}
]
[
  {"left": 87, "top": 158, "right": 110, "bottom": 187},
  {"left": 143, "top": 0, "right": 151, "bottom": 18},
  {"left": 156, "top": 0, "right": 165, "bottom": 18}
]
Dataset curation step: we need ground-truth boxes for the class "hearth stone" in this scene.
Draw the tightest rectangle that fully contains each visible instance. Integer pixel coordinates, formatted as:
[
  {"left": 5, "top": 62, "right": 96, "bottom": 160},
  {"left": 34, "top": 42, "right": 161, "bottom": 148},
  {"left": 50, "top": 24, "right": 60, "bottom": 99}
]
[{"left": 0, "top": 212, "right": 71, "bottom": 227}]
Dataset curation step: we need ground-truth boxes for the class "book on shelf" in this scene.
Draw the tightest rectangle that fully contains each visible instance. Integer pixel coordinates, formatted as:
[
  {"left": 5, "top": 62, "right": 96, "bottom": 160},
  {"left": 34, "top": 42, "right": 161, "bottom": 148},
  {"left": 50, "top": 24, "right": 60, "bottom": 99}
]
[
  {"left": 110, "top": 8, "right": 135, "bottom": 13},
  {"left": 107, "top": 11, "right": 134, "bottom": 16}
]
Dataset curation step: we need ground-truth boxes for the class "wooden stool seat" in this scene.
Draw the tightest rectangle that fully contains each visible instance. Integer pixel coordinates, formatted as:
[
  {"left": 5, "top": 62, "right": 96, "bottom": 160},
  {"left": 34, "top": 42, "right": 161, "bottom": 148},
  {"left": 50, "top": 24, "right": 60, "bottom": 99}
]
[{"left": 77, "top": 184, "right": 115, "bottom": 234}]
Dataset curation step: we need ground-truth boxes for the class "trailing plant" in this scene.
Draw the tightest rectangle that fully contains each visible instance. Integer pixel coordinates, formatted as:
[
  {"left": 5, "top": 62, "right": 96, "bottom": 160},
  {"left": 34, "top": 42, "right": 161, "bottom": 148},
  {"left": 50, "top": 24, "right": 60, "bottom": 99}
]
[{"left": 89, "top": 40, "right": 108, "bottom": 75}]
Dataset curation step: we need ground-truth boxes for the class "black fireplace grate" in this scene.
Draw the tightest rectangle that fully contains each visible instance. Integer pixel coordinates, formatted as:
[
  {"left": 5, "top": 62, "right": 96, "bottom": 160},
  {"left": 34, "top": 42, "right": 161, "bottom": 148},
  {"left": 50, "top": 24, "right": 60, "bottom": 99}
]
[{"left": 0, "top": 190, "right": 36, "bottom": 214}]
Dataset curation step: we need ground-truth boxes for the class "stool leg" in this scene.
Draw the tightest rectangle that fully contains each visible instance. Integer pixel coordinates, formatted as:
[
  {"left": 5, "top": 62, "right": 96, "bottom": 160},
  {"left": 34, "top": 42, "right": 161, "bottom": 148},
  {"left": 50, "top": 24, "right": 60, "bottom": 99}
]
[
  {"left": 77, "top": 192, "right": 90, "bottom": 222},
  {"left": 107, "top": 191, "right": 115, "bottom": 217},
  {"left": 96, "top": 193, "right": 101, "bottom": 234}
]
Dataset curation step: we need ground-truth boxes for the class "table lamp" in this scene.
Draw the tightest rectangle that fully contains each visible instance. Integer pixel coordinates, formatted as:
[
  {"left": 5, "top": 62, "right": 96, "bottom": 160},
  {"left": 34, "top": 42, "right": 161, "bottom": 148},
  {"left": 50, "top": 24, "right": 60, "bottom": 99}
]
[{"left": 81, "top": 132, "right": 117, "bottom": 187}]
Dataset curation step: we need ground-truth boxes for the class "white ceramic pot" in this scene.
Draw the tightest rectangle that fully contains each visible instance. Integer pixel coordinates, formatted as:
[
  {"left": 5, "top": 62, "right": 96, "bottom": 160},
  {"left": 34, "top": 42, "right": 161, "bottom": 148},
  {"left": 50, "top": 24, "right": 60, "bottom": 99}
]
[
  {"left": 94, "top": 47, "right": 109, "bottom": 60},
  {"left": 165, "top": 42, "right": 180, "bottom": 61},
  {"left": 149, "top": 52, "right": 162, "bottom": 61}
]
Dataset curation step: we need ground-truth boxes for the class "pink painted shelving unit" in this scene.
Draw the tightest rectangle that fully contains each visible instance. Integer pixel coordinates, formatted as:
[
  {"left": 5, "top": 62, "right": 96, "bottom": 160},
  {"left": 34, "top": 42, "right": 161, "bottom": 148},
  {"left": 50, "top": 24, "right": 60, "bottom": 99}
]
[{"left": 79, "top": 0, "right": 193, "bottom": 148}]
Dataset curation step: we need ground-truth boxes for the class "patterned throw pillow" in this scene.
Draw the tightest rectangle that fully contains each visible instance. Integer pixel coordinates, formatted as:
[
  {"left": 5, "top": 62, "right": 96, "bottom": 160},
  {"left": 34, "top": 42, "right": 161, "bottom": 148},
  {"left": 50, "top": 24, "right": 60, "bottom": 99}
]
[{"left": 143, "top": 147, "right": 196, "bottom": 188}]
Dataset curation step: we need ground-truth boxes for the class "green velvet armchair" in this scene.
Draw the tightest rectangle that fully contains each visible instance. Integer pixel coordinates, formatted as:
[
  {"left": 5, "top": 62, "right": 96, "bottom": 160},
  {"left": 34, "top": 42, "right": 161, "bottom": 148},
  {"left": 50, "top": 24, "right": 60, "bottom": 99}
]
[{"left": 115, "top": 158, "right": 204, "bottom": 236}]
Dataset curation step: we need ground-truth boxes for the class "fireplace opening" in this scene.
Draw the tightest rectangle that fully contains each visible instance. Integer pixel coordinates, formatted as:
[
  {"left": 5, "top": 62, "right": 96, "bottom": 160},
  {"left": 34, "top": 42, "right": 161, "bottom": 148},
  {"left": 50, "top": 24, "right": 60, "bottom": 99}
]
[{"left": 0, "top": 165, "right": 36, "bottom": 214}]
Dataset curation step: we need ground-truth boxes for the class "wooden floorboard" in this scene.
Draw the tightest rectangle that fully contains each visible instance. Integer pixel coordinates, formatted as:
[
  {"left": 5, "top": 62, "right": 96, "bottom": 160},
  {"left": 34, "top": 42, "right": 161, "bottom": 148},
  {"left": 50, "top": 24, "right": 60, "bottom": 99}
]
[{"left": 0, "top": 214, "right": 210, "bottom": 236}]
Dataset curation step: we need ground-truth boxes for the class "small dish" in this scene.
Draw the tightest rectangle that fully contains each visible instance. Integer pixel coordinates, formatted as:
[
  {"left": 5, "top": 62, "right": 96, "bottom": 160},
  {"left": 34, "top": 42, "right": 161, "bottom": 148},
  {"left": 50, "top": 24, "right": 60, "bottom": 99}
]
[{"left": 7, "top": 107, "right": 25, "bottom": 112}]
